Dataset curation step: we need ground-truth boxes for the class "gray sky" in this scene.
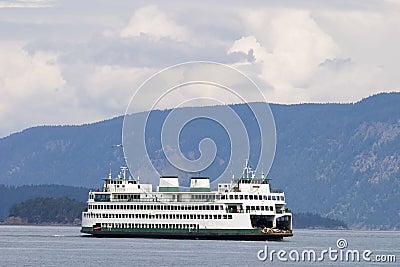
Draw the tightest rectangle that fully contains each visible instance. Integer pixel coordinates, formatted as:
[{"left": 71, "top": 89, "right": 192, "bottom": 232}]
[{"left": 0, "top": 0, "right": 399, "bottom": 137}]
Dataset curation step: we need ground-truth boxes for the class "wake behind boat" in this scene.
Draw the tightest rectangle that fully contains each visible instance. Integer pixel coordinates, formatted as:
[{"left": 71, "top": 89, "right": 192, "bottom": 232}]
[{"left": 81, "top": 161, "right": 293, "bottom": 240}]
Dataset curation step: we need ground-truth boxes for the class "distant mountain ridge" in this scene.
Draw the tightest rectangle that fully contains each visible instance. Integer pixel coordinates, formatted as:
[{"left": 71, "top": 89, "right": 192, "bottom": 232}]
[{"left": 1, "top": 92, "right": 399, "bottom": 229}]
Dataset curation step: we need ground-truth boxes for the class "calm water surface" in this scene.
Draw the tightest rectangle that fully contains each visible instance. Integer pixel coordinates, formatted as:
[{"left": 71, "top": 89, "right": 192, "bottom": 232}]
[{"left": 0, "top": 226, "right": 398, "bottom": 266}]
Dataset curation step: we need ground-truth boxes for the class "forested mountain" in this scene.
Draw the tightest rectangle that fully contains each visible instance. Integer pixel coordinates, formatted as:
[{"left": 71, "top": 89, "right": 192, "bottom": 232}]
[
  {"left": 0, "top": 92, "right": 399, "bottom": 229},
  {"left": 0, "top": 185, "right": 89, "bottom": 221},
  {"left": 293, "top": 212, "right": 348, "bottom": 229},
  {"left": 7, "top": 197, "right": 86, "bottom": 225}
]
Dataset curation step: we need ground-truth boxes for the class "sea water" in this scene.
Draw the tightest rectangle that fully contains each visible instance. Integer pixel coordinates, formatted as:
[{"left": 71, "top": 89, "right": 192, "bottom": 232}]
[{"left": 0, "top": 226, "right": 398, "bottom": 266}]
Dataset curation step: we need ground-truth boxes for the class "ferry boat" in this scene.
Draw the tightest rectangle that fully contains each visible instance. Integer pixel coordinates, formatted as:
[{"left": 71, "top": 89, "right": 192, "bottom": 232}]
[{"left": 81, "top": 161, "right": 293, "bottom": 240}]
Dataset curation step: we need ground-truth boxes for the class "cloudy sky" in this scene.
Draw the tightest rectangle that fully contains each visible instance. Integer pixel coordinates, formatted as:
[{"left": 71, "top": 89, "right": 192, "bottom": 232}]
[{"left": 0, "top": 0, "right": 399, "bottom": 137}]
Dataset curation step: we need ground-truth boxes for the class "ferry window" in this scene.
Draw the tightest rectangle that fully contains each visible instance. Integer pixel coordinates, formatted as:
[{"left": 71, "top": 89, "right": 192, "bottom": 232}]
[
  {"left": 256, "top": 206, "right": 260, "bottom": 210},
  {"left": 214, "top": 215, "right": 217, "bottom": 219},
  {"left": 249, "top": 195, "right": 253, "bottom": 200},
  {"left": 220, "top": 205, "right": 223, "bottom": 210},
  {"left": 223, "top": 215, "right": 227, "bottom": 219},
  {"left": 261, "top": 206, "right": 264, "bottom": 211},
  {"left": 228, "top": 215, "right": 232, "bottom": 219},
  {"left": 244, "top": 195, "right": 248, "bottom": 200},
  {"left": 263, "top": 195, "right": 267, "bottom": 200},
  {"left": 239, "top": 195, "right": 243, "bottom": 200},
  {"left": 251, "top": 206, "right": 255, "bottom": 210},
  {"left": 188, "top": 206, "right": 192, "bottom": 211},
  {"left": 218, "top": 215, "right": 221, "bottom": 219},
  {"left": 210, "top": 206, "right": 214, "bottom": 210},
  {"left": 205, "top": 215, "right": 208, "bottom": 219},
  {"left": 221, "top": 195, "right": 226, "bottom": 200},
  {"left": 206, "top": 205, "right": 210, "bottom": 210},
  {"left": 268, "top": 196, "right": 271, "bottom": 200},
  {"left": 265, "top": 206, "right": 269, "bottom": 211},
  {"left": 229, "top": 195, "right": 233, "bottom": 200},
  {"left": 272, "top": 196, "right": 276, "bottom": 200},
  {"left": 215, "top": 206, "right": 219, "bottom": 210},
  {"left": 195, "top": 206, "right": 198, "bottom": 210},
  {"left": 270, "top": 206, "right": 273, "bottom": 211},
  {"left": 281, "top": 196, "right": 285, "bottom": 201},
  {"left": 201, "top": 215, "right": 204, "bottom": 219},
  {"left": 234, "top": 195, "right": 238, "bottom": 200}
]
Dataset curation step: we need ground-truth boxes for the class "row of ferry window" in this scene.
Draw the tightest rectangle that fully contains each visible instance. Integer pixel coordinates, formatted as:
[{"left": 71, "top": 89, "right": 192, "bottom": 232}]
[
  {"left": 87, "top": 204, "right": 276, "bottom": 213},
  {"left": 88, "top": 204, "right": 225, "bottom": 211},
  {"left": 84, "top": 213, "right": 233, "bottom": 220},
  {"left": 102, "top": 223, "right": 198, "bottom": 229},
  {"left": 246, "top": 206, "right": 273, "bottom": 211},
  {"left": 220, "top": 195, "right": 284, "bottom": 201},
  {"left": 106, "top": 180, "right": 137, "bottom": 185},
  {"left": 91, "top": 193, "right": 284, "bottom": 201}
]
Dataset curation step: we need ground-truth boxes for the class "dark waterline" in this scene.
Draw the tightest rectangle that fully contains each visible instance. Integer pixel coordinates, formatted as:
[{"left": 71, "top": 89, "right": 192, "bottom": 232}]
[{"left": 0, "top": 226, "right": 398, "bottom": 266}]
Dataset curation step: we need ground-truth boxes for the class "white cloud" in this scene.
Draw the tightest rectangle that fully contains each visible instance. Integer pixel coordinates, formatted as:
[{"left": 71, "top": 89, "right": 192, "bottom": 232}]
[
  {"left": 120, "top": 5, "right": 188, "bottom": 42},
  {"left": 0, "top": 43, "right": 68, "bottom": 135},
  {"left": 85, "top": 64, "right": 154, "bottom": 110},
  {"left": 0, "top": 0, "right": 53, "bottom": 8},
  {"left": 227, "top": 5, "right": 400, "bottom": 104},
  {"left": 229, "top": 8, "right": 340, "bottom": 103},
  {"left": 0, "top": 1, "right": 399, "bottom": 137},
  {"left": 0, "top": 42, "right": 154, "bottom": 137}
]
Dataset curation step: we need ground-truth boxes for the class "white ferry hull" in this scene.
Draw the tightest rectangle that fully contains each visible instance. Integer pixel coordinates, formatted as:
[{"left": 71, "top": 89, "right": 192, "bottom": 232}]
[{"left": 81, "top": 227, "right": 292, "bottom": 241}]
